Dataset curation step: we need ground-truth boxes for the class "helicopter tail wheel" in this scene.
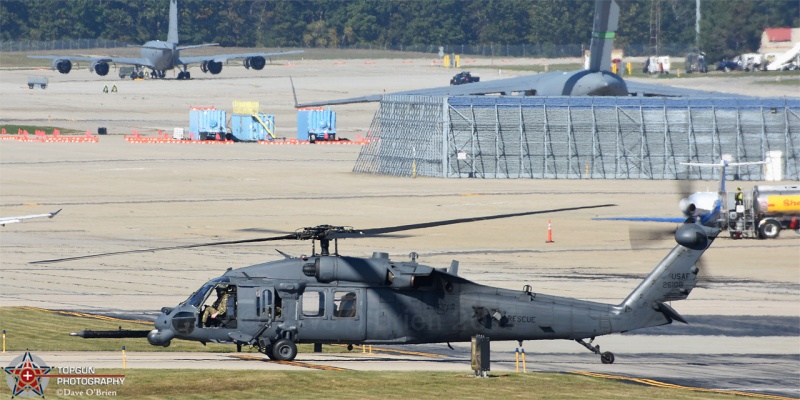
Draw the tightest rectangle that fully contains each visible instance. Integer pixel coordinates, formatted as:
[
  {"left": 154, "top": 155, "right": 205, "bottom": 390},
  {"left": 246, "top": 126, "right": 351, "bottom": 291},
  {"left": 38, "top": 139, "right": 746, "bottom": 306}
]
[
  {"left": 272, "top": 339, "right": 298, "bottom": 361},
  {"left": 576, "top": 338, "right": 615, "bottom": 364}
]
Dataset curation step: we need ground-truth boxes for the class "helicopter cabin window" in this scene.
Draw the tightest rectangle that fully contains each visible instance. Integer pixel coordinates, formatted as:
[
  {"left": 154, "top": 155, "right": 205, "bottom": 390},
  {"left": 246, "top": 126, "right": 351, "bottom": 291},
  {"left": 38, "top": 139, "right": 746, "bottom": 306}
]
[
  {"left": 256, "top": 290, "right": 272, "bottom": 318},
  {"left": 334, "top": 291, "right": 357, "bottom": 318},
  {"left": 302, "top": 291, "right": 325, "bottom": 317}
]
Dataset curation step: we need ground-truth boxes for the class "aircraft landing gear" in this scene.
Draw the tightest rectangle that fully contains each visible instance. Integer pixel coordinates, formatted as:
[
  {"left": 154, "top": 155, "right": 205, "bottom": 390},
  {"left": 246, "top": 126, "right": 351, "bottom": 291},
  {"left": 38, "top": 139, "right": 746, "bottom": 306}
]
[
  {"left": 177, "top": 71, "right": 191, "bottom": 80},
  {"left": 271, "top": 339, "right": 297, "bottom": 361},
  {"left": 576, "top": 337, "right": 615, "bottom": 364}
]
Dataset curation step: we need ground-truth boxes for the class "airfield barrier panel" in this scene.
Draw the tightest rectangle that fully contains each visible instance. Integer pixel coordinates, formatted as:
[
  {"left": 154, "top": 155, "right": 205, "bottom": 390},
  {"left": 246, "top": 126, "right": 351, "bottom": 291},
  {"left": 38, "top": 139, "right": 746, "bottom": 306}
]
[{"left": 353, "top": 96, "right": 800, "bottom": 181}]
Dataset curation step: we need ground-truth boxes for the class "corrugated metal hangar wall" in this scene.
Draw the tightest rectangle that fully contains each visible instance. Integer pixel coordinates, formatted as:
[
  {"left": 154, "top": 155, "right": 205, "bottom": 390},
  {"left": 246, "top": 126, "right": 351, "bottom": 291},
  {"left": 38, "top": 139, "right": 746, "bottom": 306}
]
[{"left": 353, "top": 95, "right": 800, "bottom": 181}]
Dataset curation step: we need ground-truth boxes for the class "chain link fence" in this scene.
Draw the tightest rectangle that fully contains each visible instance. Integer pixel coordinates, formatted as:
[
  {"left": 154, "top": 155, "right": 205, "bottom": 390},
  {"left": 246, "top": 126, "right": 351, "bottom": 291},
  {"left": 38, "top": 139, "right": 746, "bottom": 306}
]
[{"left": 0, "top": 39, "right": 130, "bottom": 52}]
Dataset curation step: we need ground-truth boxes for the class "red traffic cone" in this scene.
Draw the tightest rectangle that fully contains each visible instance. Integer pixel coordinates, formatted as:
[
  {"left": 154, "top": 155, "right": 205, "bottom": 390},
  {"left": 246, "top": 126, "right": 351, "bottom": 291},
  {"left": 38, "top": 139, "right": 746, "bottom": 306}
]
[{"left": 546, "top": 220, "right": 554, "bottom": 243}]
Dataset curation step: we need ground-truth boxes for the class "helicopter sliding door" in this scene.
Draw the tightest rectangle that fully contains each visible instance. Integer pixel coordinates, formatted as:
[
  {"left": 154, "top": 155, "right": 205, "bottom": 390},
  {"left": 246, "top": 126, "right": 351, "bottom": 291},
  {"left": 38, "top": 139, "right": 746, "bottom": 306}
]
[{"left": 298, "top": 288, "right": 366, "bottom": 342}]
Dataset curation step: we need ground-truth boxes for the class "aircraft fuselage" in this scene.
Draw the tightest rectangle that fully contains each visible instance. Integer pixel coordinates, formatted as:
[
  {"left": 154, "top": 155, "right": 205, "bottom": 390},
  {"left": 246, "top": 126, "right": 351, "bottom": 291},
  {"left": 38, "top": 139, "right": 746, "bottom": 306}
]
[{"left": 141, "top": 40, "right": 179, "bottom": 70}]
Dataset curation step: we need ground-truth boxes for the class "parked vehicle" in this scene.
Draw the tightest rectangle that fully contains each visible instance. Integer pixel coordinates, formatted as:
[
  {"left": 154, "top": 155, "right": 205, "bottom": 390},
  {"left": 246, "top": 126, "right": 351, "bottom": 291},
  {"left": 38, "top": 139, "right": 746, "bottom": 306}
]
[
  {"left": 450, "top": 71, "right": 480, "bottom": 85},
  {"left": 685, "top": 51, "right": 708, "bottom": 73},
  {"left": 27, "top": 76, "right": 47, "bottom": 89},
  {"left": 716, "top": 59, "right": 741, "bottom": 72},
  {"left": 725, "top": 185, "right": 800, "bottom": 239}
]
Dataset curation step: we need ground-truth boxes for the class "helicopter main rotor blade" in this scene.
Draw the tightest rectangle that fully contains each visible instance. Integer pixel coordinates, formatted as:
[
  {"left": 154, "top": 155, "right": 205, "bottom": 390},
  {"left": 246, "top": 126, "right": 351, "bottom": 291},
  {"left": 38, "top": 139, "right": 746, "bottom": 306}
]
[
  {"left": 31, "top": 234, "right": 297, "bottom": 264},
  {"left": 330, "top": 204, "right": 617, "bottom": 239},
  {"left": 32, "top": 204, "right": 615, "bottom": 264}
]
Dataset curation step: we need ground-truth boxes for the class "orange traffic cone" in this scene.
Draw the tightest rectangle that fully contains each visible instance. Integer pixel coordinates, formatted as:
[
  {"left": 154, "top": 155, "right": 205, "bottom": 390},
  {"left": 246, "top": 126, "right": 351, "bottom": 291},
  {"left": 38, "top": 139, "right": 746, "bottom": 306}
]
[{"left": 546, "top": 220, "right": 554, "bottom": 243}]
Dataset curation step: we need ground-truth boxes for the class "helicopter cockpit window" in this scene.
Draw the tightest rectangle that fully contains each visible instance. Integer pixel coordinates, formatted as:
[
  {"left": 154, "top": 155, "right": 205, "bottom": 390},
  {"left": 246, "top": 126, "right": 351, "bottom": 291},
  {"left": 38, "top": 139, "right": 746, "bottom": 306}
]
[
  {"left": 201, "top": 283, "right": 237, "bottom": 328},
  {"left": 334, "top": 291, "right": 357, "bottom": 318},
  {"left": 302, "top": 291, "right": 325, "bottom": 317},
  {"left": 185, "top": 277, "right": 230, "bottom": 307}
]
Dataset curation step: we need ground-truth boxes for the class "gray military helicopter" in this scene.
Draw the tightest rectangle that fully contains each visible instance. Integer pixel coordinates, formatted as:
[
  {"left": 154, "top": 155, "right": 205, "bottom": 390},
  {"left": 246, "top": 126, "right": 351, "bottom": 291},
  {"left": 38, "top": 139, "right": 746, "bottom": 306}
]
[{"left": 40, "top": 204, "right": 718, "bottom": 364}]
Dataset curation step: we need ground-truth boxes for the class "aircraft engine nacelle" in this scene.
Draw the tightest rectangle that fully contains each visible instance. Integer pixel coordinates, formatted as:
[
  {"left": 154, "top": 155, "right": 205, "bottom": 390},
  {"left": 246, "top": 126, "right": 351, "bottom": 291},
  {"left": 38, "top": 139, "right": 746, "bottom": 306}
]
[
  {"left": 678, "top": 197, "right": 697, "bottom": 217},
  {"left": 245, "top": 56, "right": 266, "bottom": 70},
  {"left": 303, "top": 257, "right": 389, "bottom": 285},
  {"left": 386, "top": 264, "right": 435, "bottom": 289},
  {"left": 91, "top": 61, "right": 110, "bottom": 76},
  {"left": 203, "top": 60, "right": 222, "bottom": 74},
  {"left": 51, "top": 59, "right": 72, "bottom": 74}
]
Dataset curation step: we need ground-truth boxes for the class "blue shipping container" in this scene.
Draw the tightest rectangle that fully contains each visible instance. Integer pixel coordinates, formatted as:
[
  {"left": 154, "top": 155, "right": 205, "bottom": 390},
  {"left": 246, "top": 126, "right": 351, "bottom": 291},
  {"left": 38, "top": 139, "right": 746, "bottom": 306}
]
[
  {"left": 231, "top": 113, "right": 275, "bottom": 141},
  {"left": 189, "top": 108, "right": 226, "bottom": 140},
  {"left": 297, "top": 107, "right": 336, "bottom": 140}
]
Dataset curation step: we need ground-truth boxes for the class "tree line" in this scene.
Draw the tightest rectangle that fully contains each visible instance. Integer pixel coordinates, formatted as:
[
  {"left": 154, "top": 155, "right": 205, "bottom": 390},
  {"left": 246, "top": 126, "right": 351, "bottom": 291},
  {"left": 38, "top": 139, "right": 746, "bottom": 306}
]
[{"left": 1, "top": 0, "right": 798, "bottom": 61}]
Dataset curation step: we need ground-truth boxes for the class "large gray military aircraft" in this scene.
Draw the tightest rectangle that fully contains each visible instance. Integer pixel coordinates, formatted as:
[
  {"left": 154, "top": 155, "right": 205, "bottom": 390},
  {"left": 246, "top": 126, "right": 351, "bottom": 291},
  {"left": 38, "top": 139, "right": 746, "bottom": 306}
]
[
  {"left": 28, "top": 0, "right": 302, "bottom": 80},
  {"left": 38, "top": 204, "right": 720, "bottom": 365},
  {"left": 295, "top": 0, "right": 729, "bottom": 108}
]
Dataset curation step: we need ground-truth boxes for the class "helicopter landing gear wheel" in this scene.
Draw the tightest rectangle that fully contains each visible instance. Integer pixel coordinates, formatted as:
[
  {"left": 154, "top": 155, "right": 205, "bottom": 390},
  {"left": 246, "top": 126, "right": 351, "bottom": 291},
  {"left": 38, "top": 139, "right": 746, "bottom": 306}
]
[
  {"left": 272, "top": 339, "right": 297, "bottom": 361},
  {"left": 576, "top": 337, "right": 614, "bottom": 364}
]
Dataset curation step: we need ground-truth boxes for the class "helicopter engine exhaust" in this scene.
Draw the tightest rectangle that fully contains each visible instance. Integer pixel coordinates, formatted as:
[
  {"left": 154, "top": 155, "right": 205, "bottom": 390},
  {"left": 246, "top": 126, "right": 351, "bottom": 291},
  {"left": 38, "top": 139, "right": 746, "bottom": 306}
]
[{"left": 303, "top": 257, "right": 389, "bottom": 285}]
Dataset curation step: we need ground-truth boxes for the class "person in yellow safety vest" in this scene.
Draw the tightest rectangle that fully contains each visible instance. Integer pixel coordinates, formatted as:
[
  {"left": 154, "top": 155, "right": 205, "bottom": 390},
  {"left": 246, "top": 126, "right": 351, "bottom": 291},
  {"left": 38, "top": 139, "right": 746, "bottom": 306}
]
[{"left": 735, "top": 187, "right": 744, "bottom": 206}]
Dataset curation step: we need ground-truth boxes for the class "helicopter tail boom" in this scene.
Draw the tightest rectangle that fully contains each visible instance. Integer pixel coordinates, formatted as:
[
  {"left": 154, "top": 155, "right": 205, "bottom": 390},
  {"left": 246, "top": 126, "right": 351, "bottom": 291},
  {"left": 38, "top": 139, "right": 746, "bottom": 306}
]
[{"left": 614, "top": 223, "right": 718, "bottom": 331}]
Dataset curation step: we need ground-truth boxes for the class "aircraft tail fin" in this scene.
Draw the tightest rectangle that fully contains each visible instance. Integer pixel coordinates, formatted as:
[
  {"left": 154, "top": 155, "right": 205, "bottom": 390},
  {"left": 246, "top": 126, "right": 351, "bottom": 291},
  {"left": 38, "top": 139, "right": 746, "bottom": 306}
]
[
  {"left": 588, "top": 0, "right": 619, "bottom": 72},
  {"left": 615, "top": 223, "right": 719, "bottom": 331},
  {"left": 168, "top": 0, "right": 179, "bottom": 44}
]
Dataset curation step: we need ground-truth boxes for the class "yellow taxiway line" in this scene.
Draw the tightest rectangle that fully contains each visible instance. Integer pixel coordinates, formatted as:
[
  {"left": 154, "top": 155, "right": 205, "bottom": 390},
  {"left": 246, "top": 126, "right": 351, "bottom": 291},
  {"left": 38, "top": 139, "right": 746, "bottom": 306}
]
[
  {"left": 229, "top": 354, "right": 349, "bottom": 371},
  {"left": 331, "top": 344, "right": 446, "bottom": 358},
  {"left": 18, "top": 306, "right": 152, "bottom": 325},
  {"left": 569, "top": 371, "right": 794, "bottom": 400}
]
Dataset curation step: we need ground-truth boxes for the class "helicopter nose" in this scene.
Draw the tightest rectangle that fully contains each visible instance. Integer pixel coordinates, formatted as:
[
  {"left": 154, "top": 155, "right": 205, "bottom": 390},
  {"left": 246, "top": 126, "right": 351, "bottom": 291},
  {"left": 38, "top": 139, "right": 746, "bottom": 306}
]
[
  {"left": 147, "top": 311, "right": 175, "bottom": 347},
  {"left": 154, "top": 310, "right": 171, "bottom": 330}
]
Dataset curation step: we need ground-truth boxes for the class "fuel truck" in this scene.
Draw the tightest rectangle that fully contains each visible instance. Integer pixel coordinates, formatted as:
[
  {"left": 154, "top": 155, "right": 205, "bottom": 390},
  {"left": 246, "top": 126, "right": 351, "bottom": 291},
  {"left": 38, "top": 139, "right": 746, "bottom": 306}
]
[{"left": 725, "top": 185, "right": 800, "bottom": 239}]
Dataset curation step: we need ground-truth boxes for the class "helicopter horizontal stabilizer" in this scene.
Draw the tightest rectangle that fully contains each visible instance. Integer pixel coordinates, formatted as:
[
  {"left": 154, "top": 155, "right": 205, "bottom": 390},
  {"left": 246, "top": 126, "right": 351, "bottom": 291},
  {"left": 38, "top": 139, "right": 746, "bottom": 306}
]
[{"left": 655, "top": 301, "right": 688, "bottom": 324}]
